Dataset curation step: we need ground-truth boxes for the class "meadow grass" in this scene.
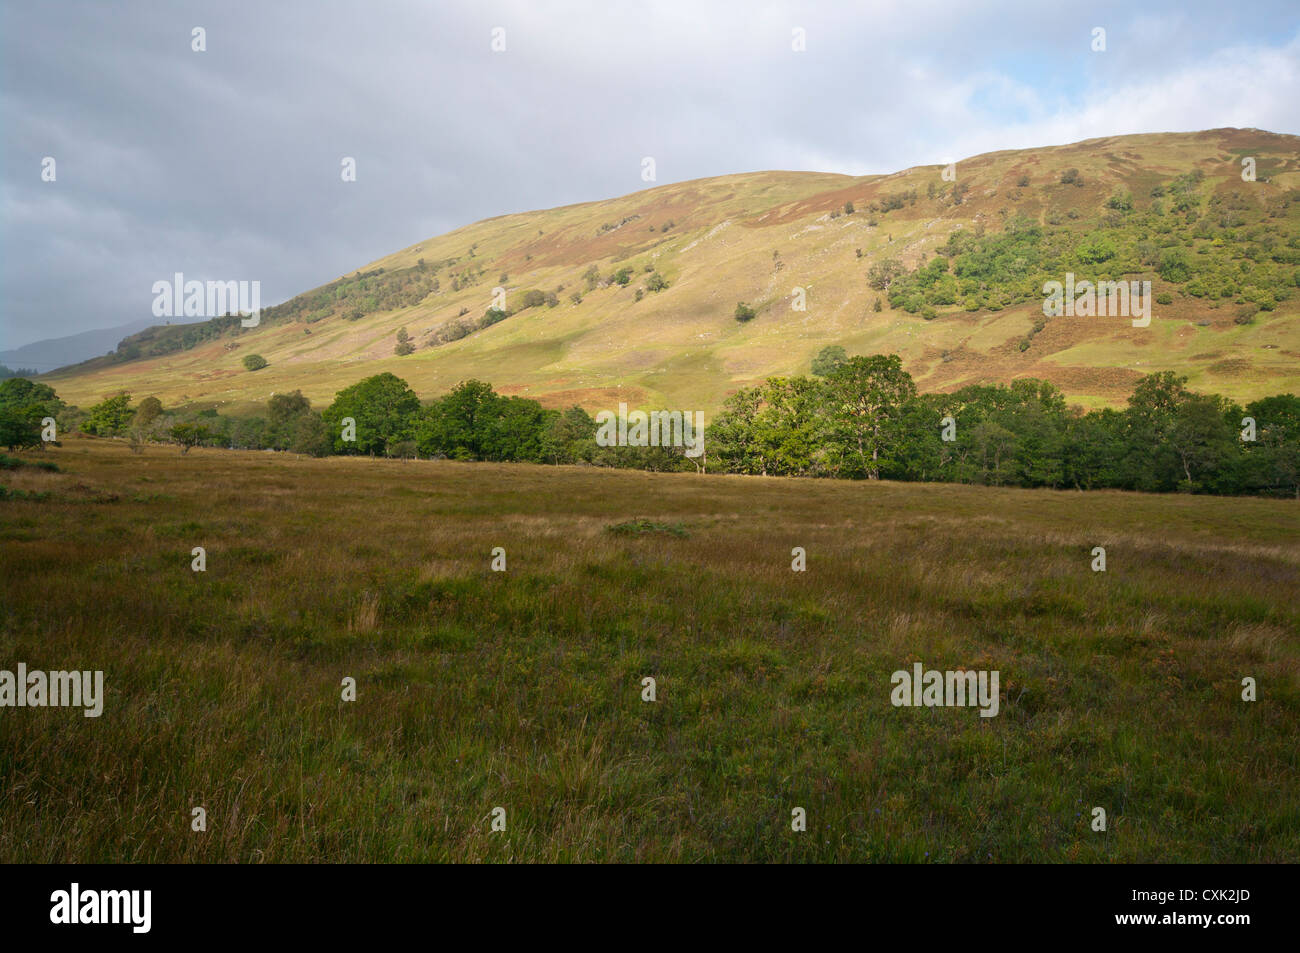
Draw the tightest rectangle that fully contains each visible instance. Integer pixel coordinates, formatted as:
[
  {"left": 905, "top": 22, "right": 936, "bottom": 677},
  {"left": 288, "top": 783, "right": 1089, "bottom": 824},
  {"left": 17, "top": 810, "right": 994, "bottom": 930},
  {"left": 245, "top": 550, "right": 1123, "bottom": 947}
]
[{"left": 1, "top": 437, "right": 1297, "bottom": 862}]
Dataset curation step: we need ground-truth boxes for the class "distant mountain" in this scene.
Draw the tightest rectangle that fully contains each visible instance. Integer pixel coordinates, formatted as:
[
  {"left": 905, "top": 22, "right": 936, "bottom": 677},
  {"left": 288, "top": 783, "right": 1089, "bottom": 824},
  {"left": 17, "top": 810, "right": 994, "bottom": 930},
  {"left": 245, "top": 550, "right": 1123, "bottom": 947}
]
[
  {"left": 1, "top": 318, "right": 197, "bottom": 375},
  {"left": 44, "top": 128, "right": 1300, "bottom": 415}
]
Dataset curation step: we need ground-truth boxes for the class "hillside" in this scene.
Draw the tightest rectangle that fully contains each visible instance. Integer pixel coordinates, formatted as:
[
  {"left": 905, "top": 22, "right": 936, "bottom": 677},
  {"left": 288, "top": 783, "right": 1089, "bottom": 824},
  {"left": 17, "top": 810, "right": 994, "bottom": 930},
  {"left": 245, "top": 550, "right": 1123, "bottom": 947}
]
[{"left": 44, "top": 128, "right": 1300, "bottom": 416}]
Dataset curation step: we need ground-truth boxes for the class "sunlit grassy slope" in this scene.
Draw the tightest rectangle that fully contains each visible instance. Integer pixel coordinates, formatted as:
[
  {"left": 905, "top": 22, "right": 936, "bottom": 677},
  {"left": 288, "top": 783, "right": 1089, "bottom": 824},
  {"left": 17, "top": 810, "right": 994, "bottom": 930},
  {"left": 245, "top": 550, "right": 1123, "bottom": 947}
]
[
  {"left": 45, "top": 129, "right": 1300, "bottom": 416},
  {"left": 1, "top": 438, "right": 1296, "bottom": 861}
]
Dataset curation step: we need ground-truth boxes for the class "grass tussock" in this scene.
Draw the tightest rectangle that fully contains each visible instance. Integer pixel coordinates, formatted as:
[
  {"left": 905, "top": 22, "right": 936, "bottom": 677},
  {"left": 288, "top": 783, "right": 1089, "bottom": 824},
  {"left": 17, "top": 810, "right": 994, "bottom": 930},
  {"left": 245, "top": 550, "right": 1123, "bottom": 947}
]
[{"left": 605, "top": 518, "right": 690, "bottom": 538}]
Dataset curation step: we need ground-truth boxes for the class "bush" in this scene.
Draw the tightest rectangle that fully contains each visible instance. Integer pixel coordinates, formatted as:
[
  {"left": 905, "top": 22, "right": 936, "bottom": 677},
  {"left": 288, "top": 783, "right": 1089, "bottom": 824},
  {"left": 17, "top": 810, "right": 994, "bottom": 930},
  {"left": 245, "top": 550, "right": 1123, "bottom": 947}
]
[
  {"left": 1158, "top": 249, "right": 1191, "bottom": 283},
  {"left": 811, "top": 345, "right": 847, "bottom": 376},
  {"left": 168, "top": 422, "right": 212, "bottom": 454},
  {"left": 135, "top": 396, "right": 163, "bottom": 426},
  {"left": 82, "top": 393, "right": 134, "bottom": 436},
  {"left": 242, "top": 354, "right": 268, "bottom": 371},
  {"left": 606, "top": 518, "right": 689, "bottom": 538},
  {"left": 646, "top": 272, "right": 669, "bottom": 292},
  {"left": 734, "top": 302, "right": 757, "bottom": 323}
]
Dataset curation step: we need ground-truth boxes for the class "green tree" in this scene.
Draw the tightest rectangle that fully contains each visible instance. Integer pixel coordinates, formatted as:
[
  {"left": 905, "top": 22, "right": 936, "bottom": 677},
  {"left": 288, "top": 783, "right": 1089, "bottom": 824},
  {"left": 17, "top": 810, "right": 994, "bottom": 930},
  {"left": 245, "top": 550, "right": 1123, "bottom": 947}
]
[
  {"left": 1158, "top": 248, "right": 1191, "bottom": 283},
  {"left": 542, "top": 406, "right": 598, "bottom": 464},
  {"left": 323, "top": 373, "right": 420, "bottom": 455},
  {"left": 708, "top": 386, "right": 766, "bottom": 474},
  {"left": 82, "top": 393, "right": 134, "bottom": 437},
  {"left": 290, "top": 413, "right": 332, "bottom": 457},
  {"left": 1121, "top": 371, "right": 1191, "bottom": 491},
  {"left": 266, "top": 390, "right": 313, "bottom": 450},
  {"left": 135, "top": 396, "right": 164, "bottom": 427},
  {"left": 825, "top": 355, "right": 917, "bottom": 479},
  {"left": 242, "top": 354, "right": 269, "bottom": 371},
  {"left": 811, "top": 345, "right": 848, "bottom": 377},
  {"left": 168, "top": 422, "right": 212, "bottom": 455},
  {"left": 0, "top": 378, "right": 61, "bottom": 449},
  {"left": 1168, "top": 394, "right": 1237, "bottom": 491},
  {"left": 415, "top": 379, "right": 500, "bottom": 460},
  {"left": 867, "top": 258, "right": 904, "bottom": 291},
  {"left": 1242, "top": 394, "right": 1300, "bottom": 497}
]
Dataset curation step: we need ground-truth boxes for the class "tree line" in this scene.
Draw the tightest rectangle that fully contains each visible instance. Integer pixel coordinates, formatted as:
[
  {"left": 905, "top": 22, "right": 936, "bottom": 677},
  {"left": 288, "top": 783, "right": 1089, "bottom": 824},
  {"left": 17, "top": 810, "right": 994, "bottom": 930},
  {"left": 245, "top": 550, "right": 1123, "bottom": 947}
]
[
  {"left": 2, "top": 358, "right": 1296, "bottom": 497},
  {"left": 713, "top": 351, "right": 1297, "bottom": 496}
]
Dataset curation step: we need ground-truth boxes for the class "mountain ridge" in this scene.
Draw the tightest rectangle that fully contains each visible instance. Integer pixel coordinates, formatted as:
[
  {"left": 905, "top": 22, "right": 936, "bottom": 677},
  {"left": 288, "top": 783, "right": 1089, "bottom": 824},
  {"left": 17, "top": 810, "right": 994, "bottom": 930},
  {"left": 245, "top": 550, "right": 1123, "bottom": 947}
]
[{"left": 43, "top": 127, "right": 1300, "bottom": 416}]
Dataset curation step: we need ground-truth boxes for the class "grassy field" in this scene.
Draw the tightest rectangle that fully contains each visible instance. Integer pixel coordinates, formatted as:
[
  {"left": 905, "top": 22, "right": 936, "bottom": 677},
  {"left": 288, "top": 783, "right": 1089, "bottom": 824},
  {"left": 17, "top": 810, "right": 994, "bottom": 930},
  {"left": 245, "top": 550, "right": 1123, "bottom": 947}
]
[{"left": 1, "top": 437, "right": 1297, "bottom": 862}]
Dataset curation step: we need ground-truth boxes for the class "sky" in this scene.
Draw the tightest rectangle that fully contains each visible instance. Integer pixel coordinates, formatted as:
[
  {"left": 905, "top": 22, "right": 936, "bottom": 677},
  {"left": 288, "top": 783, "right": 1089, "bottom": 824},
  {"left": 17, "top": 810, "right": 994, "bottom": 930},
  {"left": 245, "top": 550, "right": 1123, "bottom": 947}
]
[{"left": 2, "top": 0, "right": 1298, "bottom": 356}]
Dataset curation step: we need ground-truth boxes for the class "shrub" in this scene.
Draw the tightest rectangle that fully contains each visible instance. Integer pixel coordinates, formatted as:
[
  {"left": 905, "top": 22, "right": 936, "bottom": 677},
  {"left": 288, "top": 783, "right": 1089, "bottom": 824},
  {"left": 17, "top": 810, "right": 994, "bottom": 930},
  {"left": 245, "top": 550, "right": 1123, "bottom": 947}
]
[
  {"left": 135, "top": 396, "right": 164, "bottom": 426},
  {"left": 606, "top": 518, "right": 689, "bottom": 538},
  {"left": 82, "top": 393, "right": 134, "bottom": 436},
  {"left": 242, "top": 354, "right": 268, "bottom": 371},
  {"left": 734, "top": 302, "right": 757, "bottom": 323},
  {"left": 1158, "top": 249, "right": 1191, "bottom": 283},
  {"left": 811, "top": 345, "right": 847, "bottom": 376},
  {"left": 168, "top": 422, "right": 212, "bottom": 454}
]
